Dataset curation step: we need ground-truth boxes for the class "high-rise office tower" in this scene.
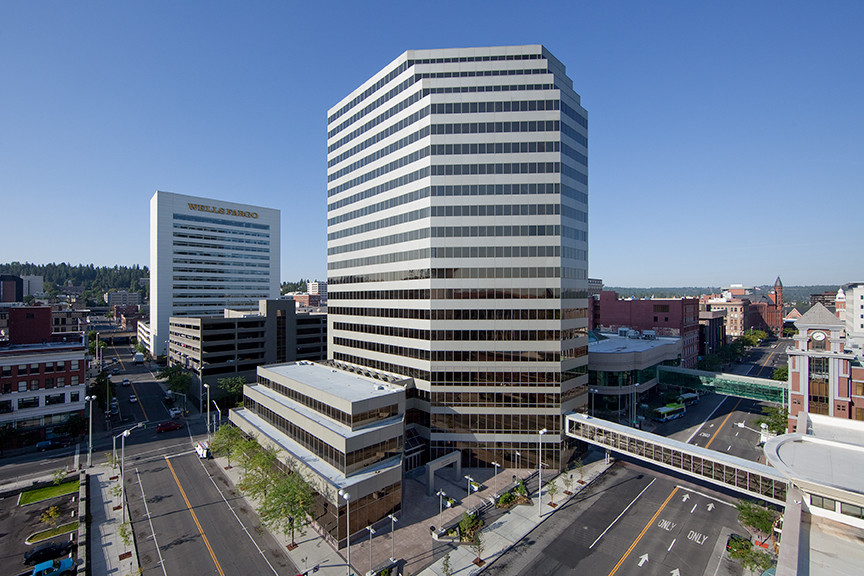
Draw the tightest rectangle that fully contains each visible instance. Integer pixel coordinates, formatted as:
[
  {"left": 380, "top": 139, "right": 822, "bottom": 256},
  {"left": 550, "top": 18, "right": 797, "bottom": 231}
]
[
  {"left": 326, "top": 46, "right": 589, "bottom": 471},
  {"left": 146, "top": 191, "right": 280, "bottom": 357}
]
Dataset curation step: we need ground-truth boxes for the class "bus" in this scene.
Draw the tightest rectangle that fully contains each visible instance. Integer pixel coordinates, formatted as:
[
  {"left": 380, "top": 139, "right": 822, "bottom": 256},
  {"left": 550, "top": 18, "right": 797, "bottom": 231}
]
[
  {"left": 652, "top": 403, "right": 686, "bottom": 422},
  {"left": 677, "top": 392, "right": 700, "bottom": 406}
]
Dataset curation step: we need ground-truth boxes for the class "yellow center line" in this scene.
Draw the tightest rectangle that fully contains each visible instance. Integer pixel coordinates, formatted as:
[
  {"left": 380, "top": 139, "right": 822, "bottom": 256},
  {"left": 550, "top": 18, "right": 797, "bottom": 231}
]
[
  {"left": 607, "top": 486, "right": 679, "bottom": 576},
  {"left": 165, "top": 457, "right": 226, "bottom": 576},
  {"left": 704, "top": 398, "right": 742, "bottom": 449},
  {"left": 756, "top": 346, "right": 779, "bottom": 378}
]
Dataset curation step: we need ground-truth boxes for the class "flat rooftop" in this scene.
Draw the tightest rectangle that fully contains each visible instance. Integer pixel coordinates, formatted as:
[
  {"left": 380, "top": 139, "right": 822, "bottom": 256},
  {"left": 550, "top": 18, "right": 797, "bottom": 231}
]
[
  {"left": 262, "top": 361, "right": 404, "bottom": 404},
  {"left": 764, "top": 414, "right": 864, "bottom": 499},
  {"left": 589, "top": 333, "right": 680, "bottom": 355}
]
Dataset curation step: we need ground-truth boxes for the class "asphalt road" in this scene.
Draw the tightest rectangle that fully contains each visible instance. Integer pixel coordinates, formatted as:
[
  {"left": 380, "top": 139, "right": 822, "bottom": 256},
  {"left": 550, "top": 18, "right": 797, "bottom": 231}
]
[
  {"left": 484, "top": 461, "right": 746, "bottom": 576},
  {"left": 126, "top": 449, "right": 295, "bottom": 576},
  {"left": 742, "top": 339, "right": 792, "bottom": 379}
]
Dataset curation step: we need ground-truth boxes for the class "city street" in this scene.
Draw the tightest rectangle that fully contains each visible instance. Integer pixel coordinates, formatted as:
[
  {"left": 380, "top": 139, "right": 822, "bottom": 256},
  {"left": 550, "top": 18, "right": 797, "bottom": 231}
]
[
  {"left": 125, "top": 450, "right": 295, "bottom": 576},
  {"left": 484, "top": 461, "right": 746, "bottom": 576}
]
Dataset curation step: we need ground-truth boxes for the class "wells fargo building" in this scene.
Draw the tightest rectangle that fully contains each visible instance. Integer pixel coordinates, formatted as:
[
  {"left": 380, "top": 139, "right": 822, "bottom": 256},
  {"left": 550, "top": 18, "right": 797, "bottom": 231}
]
[{"left": 145, "top": 190, "right": 280, "bottom": 357}]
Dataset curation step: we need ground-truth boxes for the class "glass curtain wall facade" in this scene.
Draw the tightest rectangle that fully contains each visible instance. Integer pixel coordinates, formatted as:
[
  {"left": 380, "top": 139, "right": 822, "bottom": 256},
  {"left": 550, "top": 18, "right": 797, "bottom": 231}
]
[{"left": 326, "top": 46, "right": 589, "bottom": 471}]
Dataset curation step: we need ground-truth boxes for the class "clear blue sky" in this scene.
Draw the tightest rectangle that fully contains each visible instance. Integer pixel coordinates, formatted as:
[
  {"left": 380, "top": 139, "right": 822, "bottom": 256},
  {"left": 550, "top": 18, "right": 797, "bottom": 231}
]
[{"left": 2, "top": 1, "right": 861, "bottom": 287}]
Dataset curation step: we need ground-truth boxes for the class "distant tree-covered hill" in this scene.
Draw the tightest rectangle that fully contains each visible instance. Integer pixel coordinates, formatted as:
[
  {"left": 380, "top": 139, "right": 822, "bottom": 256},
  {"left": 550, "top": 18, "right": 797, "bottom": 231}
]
[
  {"left": 0, "top": 262, "right": 148, "bottom": 302},
  {"left": 605, "top": 285, "right": 841, "bottom": 307}
]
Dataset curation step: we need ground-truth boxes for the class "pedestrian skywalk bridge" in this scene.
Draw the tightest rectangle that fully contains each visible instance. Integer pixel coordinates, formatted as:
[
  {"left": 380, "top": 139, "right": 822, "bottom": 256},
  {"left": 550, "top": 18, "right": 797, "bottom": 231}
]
[
  {"left": 657, "top": 365, "right": 787, "bottom": 403},
  {"left": 565, "top": 413, "right": 788, "bottom": 506}
]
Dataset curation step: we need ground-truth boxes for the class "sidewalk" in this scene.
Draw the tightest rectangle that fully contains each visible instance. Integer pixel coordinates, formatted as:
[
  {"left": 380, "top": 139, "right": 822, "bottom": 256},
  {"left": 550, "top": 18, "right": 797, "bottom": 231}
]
[
  {"left": 211, "top": 450, "right": 613, "bottom": 576},
  {"left": 89, "top": 462, "right": 140, "bottom": 576},
  {"left": 417, "top": 456, "right": 613, "bottom": 576}
]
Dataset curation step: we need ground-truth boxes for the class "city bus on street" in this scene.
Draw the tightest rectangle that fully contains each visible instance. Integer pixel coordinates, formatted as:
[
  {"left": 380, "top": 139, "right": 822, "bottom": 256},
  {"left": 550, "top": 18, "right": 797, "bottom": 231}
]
[
  {"left": 677, "top": 392, "right": 700, "bottom": 406},
  {"left": 652, "top": 403, "right": 686, "bottom": 422}
]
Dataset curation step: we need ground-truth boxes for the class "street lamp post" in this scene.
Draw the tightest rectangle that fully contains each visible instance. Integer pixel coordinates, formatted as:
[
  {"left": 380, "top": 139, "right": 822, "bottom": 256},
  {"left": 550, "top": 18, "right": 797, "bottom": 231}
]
[
  {"left": 212, "top": 400, "right": 222, "bottom": 432},
  {"left": 491, "top": 461, "right": 501, "bottom": 496},
  {"left": 538, "top": 428, "right": 548, "bottom": 518},
  {"left": 590, "top": 388, "right": 597, "bottom": 417},
  {"left": 464, "top": 475, "right": 475, "bottom": 511},
  {"left": 515, "top": 451, "right": 521, "bottom": 475},
  {"left": 338, "top": 490, "right": 352, "bottom": 576},
  {"left": 204, "top": 383, "right": 211, "bottom": 442},
  {"left": 85, "top": 396, "right": 94, "bottom": 467},
  {"left": 121, "top": 429, "right": 130, "bottom": 524},
  {"left": 388, "top": 513, "right": 398, "bottom": 563},
  {"left": 366, "top": 526, "right": 376, "bottom": 574},
  {"left": 436, "top": 490, "right": 447, "bottom": 528}
]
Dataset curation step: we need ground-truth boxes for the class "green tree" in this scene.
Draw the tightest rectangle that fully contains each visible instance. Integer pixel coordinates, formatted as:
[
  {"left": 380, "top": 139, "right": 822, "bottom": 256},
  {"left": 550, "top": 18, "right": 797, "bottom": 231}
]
[
  {"left": 257, "top": 466, "right": 313, "bottom": 546},
  {"left": 470, "top": 531, "right": 485, "bottom": 564},
  {"left": 546, "top": 481, "right": 558, "bottom": 505},
  {"left": 441, "top": 553, "right": 452, "bottom": 576},
  {"left": 239, "top": 443, "right": 279, "bottom": 500},
  {"left": 58, "top": 413, "right": 87, "bottom": 438},
  {"left": 217, "top": 376, "right": 247, "bottom": 403},
  {"left": 772, "top": 365, "right": 788, "bottom": 381},
  {"left": 158, "top": 365, "right": 192, "bottom": 394},
  {"left": 736, "top": 499, "right": 777, "bottom": 539},
  {"left": 757, "top": 405, "right": 788, "bottom": 436},
  {"left": 211, "top": 424, "right": 245, "bottom": 467}
]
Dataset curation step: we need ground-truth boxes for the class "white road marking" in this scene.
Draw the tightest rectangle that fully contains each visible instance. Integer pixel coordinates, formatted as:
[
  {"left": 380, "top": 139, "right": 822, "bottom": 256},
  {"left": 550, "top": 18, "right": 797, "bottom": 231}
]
[
  {"left": 686, "top": 396, "right": 727, "bottom": 443},
  {"left": 136, "top": 468, "right": 168, "bottom": 576},
  {"left": 590, "top": 478, "right": 656, "bottom": 549},
  {"left": 668, "top": 538, "right": 676, "bottom": 551},
  {"left": 197, "top": 456, "right": 280, "bottom": 575},
  {"left": 690, "top": 504, "right": 697, "bottom": 514},
  {"left": 674, "top": 485, "right": 736, "bottom": 507}
]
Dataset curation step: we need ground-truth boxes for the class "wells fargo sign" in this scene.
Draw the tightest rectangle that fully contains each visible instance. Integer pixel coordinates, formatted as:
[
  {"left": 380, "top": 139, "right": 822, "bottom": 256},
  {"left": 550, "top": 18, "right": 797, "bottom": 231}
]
[{"left": 188, "top": 203, "right": 258, "bottom": 219}]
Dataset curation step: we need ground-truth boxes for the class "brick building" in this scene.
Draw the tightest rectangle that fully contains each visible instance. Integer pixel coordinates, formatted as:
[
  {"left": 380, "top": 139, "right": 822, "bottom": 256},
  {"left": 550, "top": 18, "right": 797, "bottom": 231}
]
[
  {"left": 787, "top": 303, "right": 864, "bottom": 430},
  {"left": 589, "top": 291, "right": 698, "bottom": 367},
  {"left": 0, "top": 307, "right": 87, "bottom": 448}
]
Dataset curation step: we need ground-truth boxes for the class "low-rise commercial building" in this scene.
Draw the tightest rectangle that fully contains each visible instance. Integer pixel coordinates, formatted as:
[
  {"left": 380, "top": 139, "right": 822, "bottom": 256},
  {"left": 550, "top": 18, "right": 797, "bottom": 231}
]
[
  {"left": 587, "top": 330, "right": 682, "bottom": 423},
  {"left": 0, "top": 307, "right": 86, "bottom": 448},
  {"left": 168, "top": 300, "right": 327, "bottom": 409},
  {"left": 230, "top": 360, "right": 406, "bottom": 549},
  {"left": 589, "top": 291, "right": 699, "bottom": 367},
  {"left": 765, "top": 414, "right": 864, "bottom": 575}
]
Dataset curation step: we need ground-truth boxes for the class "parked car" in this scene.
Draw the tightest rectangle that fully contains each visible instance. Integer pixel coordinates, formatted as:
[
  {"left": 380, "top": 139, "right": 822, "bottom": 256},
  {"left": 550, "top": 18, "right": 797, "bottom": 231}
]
[
  {"left": 31, "top": 557, "right": 77, "bottom": 576},
  {"left": 112, "top": 368, "right": 119, "bottom": 375},
  {"left": 156, "top": 421, "right": 183, "bottom": 433},
  {"left": 168, "top": 407, "right": 182, "bottom": 419},
  {"left": 24, "top": 541, "right": 76, "bottom": 565},
  {"left": 121, "top": 379, "right": 131, "bottom": 387},
  {"left": 36, "top": 440, "right": 62, "bottom": 451},
  {"left": 128, "top": 394, "right": 137, "bottom": 404}
]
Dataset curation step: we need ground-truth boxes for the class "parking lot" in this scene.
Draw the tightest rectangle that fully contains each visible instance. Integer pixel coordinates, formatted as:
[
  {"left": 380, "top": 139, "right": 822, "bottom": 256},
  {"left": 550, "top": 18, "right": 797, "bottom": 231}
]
[{"left": 0, "top": 480, "right": 79, "bottom": 576}]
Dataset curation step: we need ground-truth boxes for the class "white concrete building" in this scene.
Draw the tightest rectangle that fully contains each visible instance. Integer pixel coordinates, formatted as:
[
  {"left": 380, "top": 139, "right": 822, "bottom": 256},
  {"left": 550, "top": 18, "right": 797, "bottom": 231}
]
[
  {"left": 230, "top": 361, "right": 405, "bottom": 548},
  {"left": 145, "top": 191, "right": 280, "bottom": 357},
  {"left": 326, "top": 45, "right": 589, "bottom": 471},
  {"left": 842, "top": 282, "right": 864, "bottom": 352}
]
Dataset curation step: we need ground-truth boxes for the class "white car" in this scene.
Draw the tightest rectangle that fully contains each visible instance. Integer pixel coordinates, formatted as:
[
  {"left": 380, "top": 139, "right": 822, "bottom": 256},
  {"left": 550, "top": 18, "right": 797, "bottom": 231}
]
[
  {"left": 169, "top": 407, "right": 182, "bottom": 419},
  {"left": 129, "top": 394, "right": 137, "bottom": 403}
]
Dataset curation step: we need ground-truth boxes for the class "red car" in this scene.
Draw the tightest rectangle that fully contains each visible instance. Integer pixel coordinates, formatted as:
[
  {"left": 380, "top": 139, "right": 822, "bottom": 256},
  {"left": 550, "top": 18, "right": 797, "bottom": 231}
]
[{"left": 156, "top": 421, "right": 183, "bottom": 433}]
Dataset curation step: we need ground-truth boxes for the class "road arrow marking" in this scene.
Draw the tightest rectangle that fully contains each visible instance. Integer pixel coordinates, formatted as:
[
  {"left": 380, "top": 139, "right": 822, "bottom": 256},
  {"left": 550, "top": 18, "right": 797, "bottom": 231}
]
[
  {"left": 682, "top": 493, "right": 690, "bottom": 502},
  {"left": 670, "top": 569, "right": 680, "bottom": 576},
  {"left": 707, "top": 503, "right": 715, "bottom": 511},
  {"left": 638, "top": 554, "right": 648, "bottom": 567}
]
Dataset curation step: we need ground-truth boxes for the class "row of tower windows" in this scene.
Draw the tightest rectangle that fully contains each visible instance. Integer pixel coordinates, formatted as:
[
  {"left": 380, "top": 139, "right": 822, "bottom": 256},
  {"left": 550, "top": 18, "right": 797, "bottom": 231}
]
[{"left": 330, "top": 287, "right": 561, "bottom": 301}]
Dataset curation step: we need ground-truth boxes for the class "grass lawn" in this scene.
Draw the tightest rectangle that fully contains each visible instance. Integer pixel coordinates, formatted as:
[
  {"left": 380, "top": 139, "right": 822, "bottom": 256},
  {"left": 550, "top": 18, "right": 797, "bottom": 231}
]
[
  {"left": 26, "top": 521, "right": 79, "bottom": 544},
  {"left": 18, "top": 480, "right": 78, "bottom": 506}
]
